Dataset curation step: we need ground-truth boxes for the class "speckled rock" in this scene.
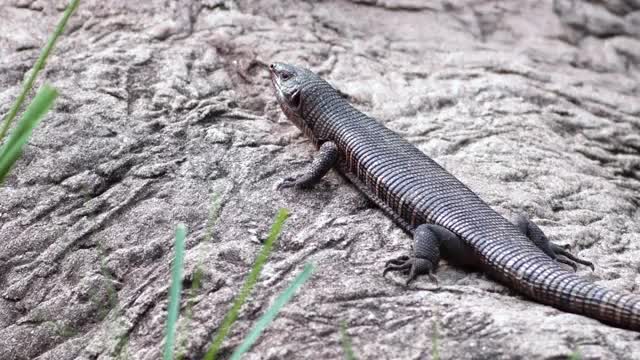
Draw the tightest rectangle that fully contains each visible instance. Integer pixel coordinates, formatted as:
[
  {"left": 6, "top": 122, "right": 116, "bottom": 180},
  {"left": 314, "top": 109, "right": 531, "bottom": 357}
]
[{"left": 1, "top": 1, "right": 640, "bottom": 359}]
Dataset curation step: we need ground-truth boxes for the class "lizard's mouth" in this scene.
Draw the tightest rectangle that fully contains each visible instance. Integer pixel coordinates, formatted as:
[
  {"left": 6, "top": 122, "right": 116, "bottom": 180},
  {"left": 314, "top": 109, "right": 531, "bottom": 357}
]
[
  {"left": 269, "top": 62, "right": 306, "bottom": 134},
  {"left": 269, "top": 67, "right": 286, "bottom": 105}
]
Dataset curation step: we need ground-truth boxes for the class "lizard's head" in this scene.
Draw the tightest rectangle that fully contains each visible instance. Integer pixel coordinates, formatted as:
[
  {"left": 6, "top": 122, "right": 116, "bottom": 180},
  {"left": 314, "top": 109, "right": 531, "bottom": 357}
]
[{"left": 269, "top": 62, "right": 316, "bottom": 132}]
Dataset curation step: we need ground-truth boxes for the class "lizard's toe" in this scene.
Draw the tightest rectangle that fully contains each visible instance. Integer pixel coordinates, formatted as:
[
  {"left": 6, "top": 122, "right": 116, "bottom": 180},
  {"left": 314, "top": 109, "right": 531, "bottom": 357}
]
[
  {"left": 551, "top": 244, "right": 595, "bottom": 271},
  {"left": 383, "top": 256, "right": 438, "bottom": 286},
  {"left": 406, "top": 258, "right": 438, "bottom": 286},
  {"left": 277, "top": 176, "right": 298, "bottom": 190},
  {"left": 556, "top": 258, "right": 578, "bottom": 272},
  {"left": 383, "top": 261, "right": 412, "bottom": 277},
  {"left": 384, "top": 255, "right": 410, "bottom": 267}
]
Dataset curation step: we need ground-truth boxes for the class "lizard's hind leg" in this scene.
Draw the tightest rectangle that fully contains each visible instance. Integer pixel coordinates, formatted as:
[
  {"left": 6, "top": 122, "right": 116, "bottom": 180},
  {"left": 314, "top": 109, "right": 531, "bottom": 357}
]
[{"left": 513, "top": 214, "right": 594, "bottom": 271}]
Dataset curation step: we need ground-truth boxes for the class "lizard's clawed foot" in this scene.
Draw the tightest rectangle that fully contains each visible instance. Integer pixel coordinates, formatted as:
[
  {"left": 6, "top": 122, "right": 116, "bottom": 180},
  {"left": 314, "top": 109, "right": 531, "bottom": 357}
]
[
  {"left": 550, "top": 243, "right": 595, "bottom": 272},
  {"left": 384, "top": 255, "right": 410, "bottom": 267},
  {"left": 382, "top": 224, "right": 449, "bottom": 286},
  {"left": 513, "top": 214, "right": 595, "bottom": 272},
  {"left": 276, "top": 176, "right": 298, "bottom": 190},
  {"left": 383, "top": 255, "right": 438, "bottom": 286}
]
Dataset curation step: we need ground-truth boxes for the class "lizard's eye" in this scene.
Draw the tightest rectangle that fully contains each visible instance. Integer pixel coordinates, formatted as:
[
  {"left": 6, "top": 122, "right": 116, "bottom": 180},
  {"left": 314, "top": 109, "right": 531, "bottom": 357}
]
[{"left": 281, "top": 72, "right": 292, "bottom": 81}]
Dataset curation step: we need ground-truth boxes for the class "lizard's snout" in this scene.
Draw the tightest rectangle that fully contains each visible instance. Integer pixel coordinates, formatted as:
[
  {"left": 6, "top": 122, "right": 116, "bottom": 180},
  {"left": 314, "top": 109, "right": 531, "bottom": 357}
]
[{"left": 269, "top": 62, "right": 281, "bottom": 74}]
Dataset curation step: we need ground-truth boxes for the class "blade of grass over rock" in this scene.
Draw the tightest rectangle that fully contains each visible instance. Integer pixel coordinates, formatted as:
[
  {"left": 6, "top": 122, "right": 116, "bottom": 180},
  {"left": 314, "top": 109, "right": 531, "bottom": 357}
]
[
  {"left": 340, "top": 320, "right": 357, "bottom": 360},
  {"left": 230, "top": 263, "right": 314, "bottom": 360},
  {"left": 0, "top": 85, "right": 58, "bottom": 183},
  {"left": 569, "top": 350, "right": 581, "bottom": 360},
  {"left": 203, "top": 208, "right": 289, "bottom": 360},
  {"left": 176, "top": 194, "right": 221, "bottom": 360},
  {"left": 163, "top": 224, "right": 187, "bottom": 360},
  {"left": 0, "top": 0, "right": 80, "bottom": 141}
]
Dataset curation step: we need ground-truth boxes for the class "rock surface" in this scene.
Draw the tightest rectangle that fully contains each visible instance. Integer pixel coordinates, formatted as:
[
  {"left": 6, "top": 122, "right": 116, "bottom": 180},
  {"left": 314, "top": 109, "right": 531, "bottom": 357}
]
[{"left": 2, "top": 0, "right": 640, "bottom": 359}]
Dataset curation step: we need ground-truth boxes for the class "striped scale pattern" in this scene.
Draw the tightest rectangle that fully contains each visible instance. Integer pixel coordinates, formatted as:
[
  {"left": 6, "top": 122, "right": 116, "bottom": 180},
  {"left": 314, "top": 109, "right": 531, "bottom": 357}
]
[{"left": 295, "top": 76, "right": 640, "bottom": 330}]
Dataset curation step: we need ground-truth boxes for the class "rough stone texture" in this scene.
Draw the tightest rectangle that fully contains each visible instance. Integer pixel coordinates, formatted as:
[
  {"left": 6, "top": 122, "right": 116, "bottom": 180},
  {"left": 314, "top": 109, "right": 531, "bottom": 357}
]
[{"left": 1, "top": 0, "right": 640, "bottom": 359}]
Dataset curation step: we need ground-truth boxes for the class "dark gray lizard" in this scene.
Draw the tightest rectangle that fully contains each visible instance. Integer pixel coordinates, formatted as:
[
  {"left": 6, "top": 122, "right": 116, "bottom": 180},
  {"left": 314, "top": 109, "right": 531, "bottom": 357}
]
[{"left": 269, "top": 62, "right": 640, "bottom": 330}]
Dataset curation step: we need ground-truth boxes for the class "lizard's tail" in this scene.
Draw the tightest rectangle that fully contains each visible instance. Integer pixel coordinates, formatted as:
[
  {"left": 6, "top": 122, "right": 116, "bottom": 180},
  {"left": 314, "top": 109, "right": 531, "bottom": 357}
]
[{"left": 496, "top": 254, "right": 640, "bottom": 330}]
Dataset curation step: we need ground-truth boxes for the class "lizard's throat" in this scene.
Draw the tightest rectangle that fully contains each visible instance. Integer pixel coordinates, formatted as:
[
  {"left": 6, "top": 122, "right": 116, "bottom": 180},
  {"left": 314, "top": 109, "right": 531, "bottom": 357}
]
[{"left": 279, "top": 103, "right": 319, "bottom": 146}]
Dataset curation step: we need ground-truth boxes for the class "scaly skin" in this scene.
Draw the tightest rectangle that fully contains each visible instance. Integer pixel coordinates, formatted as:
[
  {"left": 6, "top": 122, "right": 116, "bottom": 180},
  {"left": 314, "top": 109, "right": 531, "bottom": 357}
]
[{"left": 269, "top": 62, "right": 640, "bottom": 331}]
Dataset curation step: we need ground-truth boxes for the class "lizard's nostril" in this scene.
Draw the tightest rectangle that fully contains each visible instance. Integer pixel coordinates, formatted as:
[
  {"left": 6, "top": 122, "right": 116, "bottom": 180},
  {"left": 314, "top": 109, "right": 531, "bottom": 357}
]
[{"left": 269, "top": 63, "right": 276, "bottom": 71}]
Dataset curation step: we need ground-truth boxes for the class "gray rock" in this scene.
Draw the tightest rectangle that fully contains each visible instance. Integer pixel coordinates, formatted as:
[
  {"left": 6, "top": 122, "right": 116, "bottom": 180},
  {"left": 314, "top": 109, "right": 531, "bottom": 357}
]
[{"left": 1, "top": 0, "right": 639, "bottom": 359}]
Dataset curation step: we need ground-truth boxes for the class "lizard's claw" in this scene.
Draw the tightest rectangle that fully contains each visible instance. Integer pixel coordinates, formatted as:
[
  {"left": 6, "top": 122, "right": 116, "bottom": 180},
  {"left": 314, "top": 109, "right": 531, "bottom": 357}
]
[
  {"left": 556, "top": 258, "right": 578, "bottom": 272},
  {"left": 513, "top": 215, "right": 596, "bottom": 272},
  {"left": 550, "top": 243, "right": 595, "bottom": 271},
  {"left": 384, "top": 255, "right": 410, "bottom": 268},
  {"left": 277, "top": 176, "right": 298, "bottom": 190},
  {"left": 383, "top": 261, "right": 412, "bottom": 276},
  {"left": 383, "top": 255, "right": 439, "bottom": 286}
]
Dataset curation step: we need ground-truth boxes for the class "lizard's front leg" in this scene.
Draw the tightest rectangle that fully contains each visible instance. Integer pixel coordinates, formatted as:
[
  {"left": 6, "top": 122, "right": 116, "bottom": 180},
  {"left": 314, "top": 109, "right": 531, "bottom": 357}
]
[{"left": 277, "top": 141, "right": 338, "bottom": 190}]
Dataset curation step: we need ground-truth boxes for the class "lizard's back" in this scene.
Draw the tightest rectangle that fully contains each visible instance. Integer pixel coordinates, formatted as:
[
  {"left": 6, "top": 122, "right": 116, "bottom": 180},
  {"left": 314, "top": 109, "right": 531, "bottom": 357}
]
[{"left": 319, "top": 99, "right": 557, "bottom": 280}]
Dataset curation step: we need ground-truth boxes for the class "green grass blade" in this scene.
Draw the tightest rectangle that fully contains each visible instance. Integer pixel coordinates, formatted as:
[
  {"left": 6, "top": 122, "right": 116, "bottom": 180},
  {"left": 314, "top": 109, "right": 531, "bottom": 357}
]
[
  {"left": 229, "top": 263, "right": 315, "bottom": 360},
  {"left": 0, "top": 0, "right": 80, "bottom": 141},
  {"left": 568, "top": 350, "right": 581, "bottom": 360},
  {"left": 1, "top": 85, "right": 58, "bottom": 157},
  {"left": 203, "top": 208, "right": 289, "bottom": 360},
  {"left": 163, "top": 224, "right": 187, "bottom": 360},
  {"left": 340, "top": 320, "right": 357, "bottom": 360},
  {"left": 0, "top": 85, "right": 58, "bottom": 183},
  {"left": 176, "top": 194, "right": 221, "bottom": 360}
]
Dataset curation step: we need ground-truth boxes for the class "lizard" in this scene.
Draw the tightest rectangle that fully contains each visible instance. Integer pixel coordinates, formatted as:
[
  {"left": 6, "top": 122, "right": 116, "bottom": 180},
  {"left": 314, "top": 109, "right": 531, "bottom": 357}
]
[{"left": 268, "top": 62, "right": 640, "bottom": 331}]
